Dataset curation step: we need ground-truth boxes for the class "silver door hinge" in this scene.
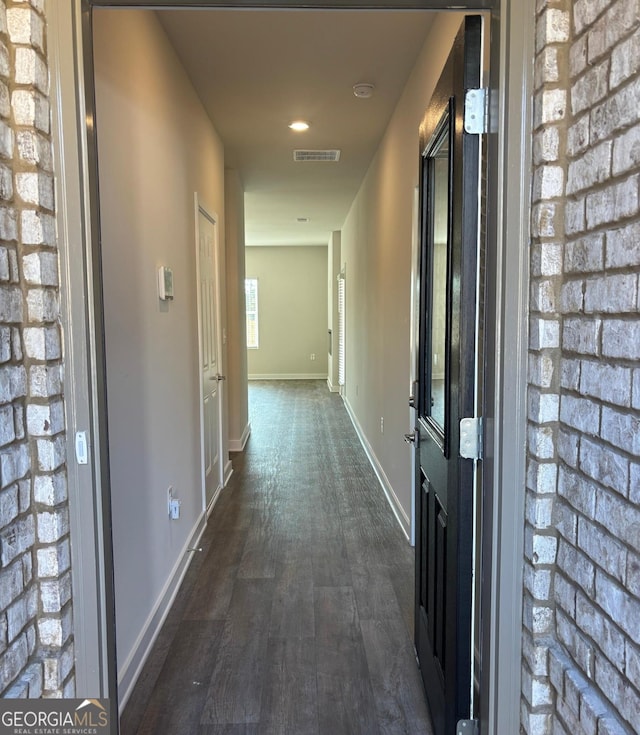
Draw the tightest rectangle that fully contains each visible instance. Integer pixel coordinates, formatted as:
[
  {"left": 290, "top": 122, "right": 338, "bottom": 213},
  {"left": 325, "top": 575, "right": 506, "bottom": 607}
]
[
  {"left": 457, "top": 720, "right": 479, "bottom": 735},
  {"left": 464, "top": 88, "right": 488, "bottom": 134},
  {"left": 459, "top": 417, "right": 483, "bottom": 460}
]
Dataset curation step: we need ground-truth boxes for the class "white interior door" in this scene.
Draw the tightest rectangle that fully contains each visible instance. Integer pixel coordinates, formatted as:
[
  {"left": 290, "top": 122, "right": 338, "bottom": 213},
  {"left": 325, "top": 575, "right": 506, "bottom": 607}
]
[{"left": 197, "top": 204, "right": 224, "bottom": 509}]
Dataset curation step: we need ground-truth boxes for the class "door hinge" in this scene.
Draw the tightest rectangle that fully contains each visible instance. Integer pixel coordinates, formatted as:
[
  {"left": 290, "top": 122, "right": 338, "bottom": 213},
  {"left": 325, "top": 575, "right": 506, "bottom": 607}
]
[
  {"left": 464, "top": 88, "right": 488, "bottom": 134},
  {"left": 459, "top": 417, "right": 483, "bottom": 460},
  {"left": 457, "top": 720, "right": 479, "bottom": 735}
]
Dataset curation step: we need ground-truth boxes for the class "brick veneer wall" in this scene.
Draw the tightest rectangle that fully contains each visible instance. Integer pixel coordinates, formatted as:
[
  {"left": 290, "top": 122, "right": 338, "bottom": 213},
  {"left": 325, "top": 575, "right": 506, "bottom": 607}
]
[
  {"left": 0, "top": 0, "right": 73, "bottom": 697},
  {"left": 525, "top": 0, "right": 640, "bottom": 733}
]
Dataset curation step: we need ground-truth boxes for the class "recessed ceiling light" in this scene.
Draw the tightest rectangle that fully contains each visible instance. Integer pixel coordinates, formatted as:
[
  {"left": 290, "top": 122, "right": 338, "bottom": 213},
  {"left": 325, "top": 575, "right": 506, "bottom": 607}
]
[
  {"left": 353, "top": 83, "right": 375, "bottom": 99},
  {"left": 289, "top": 120, "right": 310, "bottom": 131}
]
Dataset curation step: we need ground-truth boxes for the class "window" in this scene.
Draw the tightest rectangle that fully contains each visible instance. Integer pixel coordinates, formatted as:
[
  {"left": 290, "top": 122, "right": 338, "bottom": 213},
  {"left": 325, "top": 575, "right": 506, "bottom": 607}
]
[
  {"left": 245, "top": 278, "right": 259, "bottom": 349},
  {"left": 338, "top": 273, "right": 345, "bottom": 388}
]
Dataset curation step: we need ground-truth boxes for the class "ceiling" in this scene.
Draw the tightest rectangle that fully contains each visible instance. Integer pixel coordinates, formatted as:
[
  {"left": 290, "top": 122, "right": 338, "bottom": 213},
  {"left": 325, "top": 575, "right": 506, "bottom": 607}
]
[{"left": 156, "top": 9, "right": 434, "bottom": 246}]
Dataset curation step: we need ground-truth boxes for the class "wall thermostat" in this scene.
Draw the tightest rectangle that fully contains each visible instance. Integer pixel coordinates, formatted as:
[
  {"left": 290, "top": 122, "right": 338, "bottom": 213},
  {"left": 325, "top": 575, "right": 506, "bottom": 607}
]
[{"left": 158, "top": 266, "right": 174, "bottom": 300}]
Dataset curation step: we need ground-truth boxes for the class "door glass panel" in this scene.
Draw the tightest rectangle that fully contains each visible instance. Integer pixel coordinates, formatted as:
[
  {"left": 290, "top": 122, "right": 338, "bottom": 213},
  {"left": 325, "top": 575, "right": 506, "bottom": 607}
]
[{"left": 427, "top": 122, "right": 450, "bottom": 434}]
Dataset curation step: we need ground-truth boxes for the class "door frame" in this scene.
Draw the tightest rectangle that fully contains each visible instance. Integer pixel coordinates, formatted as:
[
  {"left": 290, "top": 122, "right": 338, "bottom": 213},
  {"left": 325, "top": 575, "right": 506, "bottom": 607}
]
[
  {"left": 195, "top": 198, "right": 226, "bottom": 514},
  {"left": 48, "top": 1, "right": 533, "bottom": 732}
]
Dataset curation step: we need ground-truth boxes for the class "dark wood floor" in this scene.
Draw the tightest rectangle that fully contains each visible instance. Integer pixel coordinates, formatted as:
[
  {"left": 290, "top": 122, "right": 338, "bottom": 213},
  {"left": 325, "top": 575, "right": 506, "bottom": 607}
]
[{"left": 120, "top": 380, "right": 432, "bottom": 735}]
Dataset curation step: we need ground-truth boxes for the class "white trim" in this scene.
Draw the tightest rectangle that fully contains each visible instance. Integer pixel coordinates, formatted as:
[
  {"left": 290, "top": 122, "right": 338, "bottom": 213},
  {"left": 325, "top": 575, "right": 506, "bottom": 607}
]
[
  {"left": 223, "top": 459, "right": 234, "bottom": 486},
  {"left": 481, "top": 1, "right": 532, "bottom": 731},
  {"left": 343, "top": 398, "right": 411, "bottom": 541},
  {"left": 229, "top": 422, "right": 251, "bottom": 452},
  {"left": 326, "top": 377, "right": 340, "bottom": 393},
  {"left": 117, "top": 511, "right": 207, "bottom": 710},
  {"left": 248, "top": 373, "right": 328, "bottom": 380},
  {"left": 206, "top": 482, "right": 224, "bottom": 517},
  {"left": 47, "top": 0, "right": 115, "bottom": 699}
]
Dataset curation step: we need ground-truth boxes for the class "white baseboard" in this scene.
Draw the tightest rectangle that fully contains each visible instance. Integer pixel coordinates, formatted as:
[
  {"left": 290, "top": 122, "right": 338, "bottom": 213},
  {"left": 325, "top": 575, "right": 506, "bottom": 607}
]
[
  {"left": 206, "top": 482, "right": 224, "bottom": 518},
  {"left": 327, "top": 377, "right": 340, "bottom": 392},
  {"left": 228, "top": 422, "right": 251, "bottom": 452},
  {"left": 117, "top": 512, "right": 207, "bottom": 712},
  {"left": 248, "top": 373, "right": 328, "bottom": 380},
  {"left": 223, "top": 459, "right": 233, "bottom": 486},
  {"left": 343, "top": 398, "right": 411, "bottom": 541}
]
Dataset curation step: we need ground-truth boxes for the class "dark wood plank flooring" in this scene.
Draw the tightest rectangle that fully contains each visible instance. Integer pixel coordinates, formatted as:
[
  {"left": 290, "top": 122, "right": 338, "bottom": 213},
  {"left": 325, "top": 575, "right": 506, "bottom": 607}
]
[{"left": 120, "top": 380, "right": 432, "bottom": 735}]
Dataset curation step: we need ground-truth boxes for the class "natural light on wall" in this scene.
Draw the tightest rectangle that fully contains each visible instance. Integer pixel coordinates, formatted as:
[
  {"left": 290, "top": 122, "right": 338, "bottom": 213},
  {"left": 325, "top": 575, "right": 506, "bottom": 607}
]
[{"left": 245, "top": 278, "right": 259, "bottom": 349}]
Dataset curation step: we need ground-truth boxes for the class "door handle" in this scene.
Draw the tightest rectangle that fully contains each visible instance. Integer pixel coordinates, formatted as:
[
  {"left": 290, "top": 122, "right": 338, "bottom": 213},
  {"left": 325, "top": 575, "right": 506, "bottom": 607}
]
[
  {"left": 216, "top": 374, "right": 226, "bottom": 381},
  {"left": 404, "top": 431, "right": 417, "bottom": 444},
  {"left": 408, "top": 395, "right": 416, "bottom": 408}
]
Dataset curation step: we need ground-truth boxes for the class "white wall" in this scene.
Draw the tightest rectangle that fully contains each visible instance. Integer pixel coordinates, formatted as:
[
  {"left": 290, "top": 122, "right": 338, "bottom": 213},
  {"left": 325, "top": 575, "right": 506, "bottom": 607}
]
[
  {"left": 93, "top": 9, "right": 227, "bottom": 699},
  {"left": 245, "top": 246, "right": 328, "bottom": 379},
  {"left": 327, "top": 231, "right": 342, "bottom": 391},
  {"left": 341, "top": 13, "right": 465, "bottom": 529},
  {"left": 225, "top": 169, "right": 250, "bottom": 449}
]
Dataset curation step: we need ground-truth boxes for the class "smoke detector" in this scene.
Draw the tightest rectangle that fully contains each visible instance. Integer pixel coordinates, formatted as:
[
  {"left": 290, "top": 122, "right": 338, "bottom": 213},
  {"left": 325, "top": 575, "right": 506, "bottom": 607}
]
[{"left": 353, "top": 83, "right": 375, "bottom": 99}]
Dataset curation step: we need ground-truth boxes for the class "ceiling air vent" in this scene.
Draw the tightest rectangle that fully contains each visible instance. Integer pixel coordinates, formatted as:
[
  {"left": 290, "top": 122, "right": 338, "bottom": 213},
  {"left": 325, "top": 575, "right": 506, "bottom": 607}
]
[{"left": 293, "top": 149, "right": 341, "bottom": 162}]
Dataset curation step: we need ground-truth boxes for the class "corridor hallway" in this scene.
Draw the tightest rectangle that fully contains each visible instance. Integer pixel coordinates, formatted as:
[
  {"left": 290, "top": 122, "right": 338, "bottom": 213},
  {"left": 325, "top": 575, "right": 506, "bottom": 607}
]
[{"left": 121, "top": 381, "right": 432, "bottom": 734}]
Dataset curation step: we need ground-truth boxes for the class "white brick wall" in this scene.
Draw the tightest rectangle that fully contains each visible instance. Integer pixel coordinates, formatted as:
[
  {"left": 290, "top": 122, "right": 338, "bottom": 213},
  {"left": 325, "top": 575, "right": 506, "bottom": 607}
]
[
  {"left": 527, "top": 1, "right": 640, "bottom": 733},
  {"left": 0, "top": 0, "right": 72, "bottom": 698}
]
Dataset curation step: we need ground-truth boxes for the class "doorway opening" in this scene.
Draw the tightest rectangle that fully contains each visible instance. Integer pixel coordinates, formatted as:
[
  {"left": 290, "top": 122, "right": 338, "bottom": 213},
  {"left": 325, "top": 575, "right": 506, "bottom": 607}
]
[{"left": 49, "top": 2, "right": 533, "bottom": 733}]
